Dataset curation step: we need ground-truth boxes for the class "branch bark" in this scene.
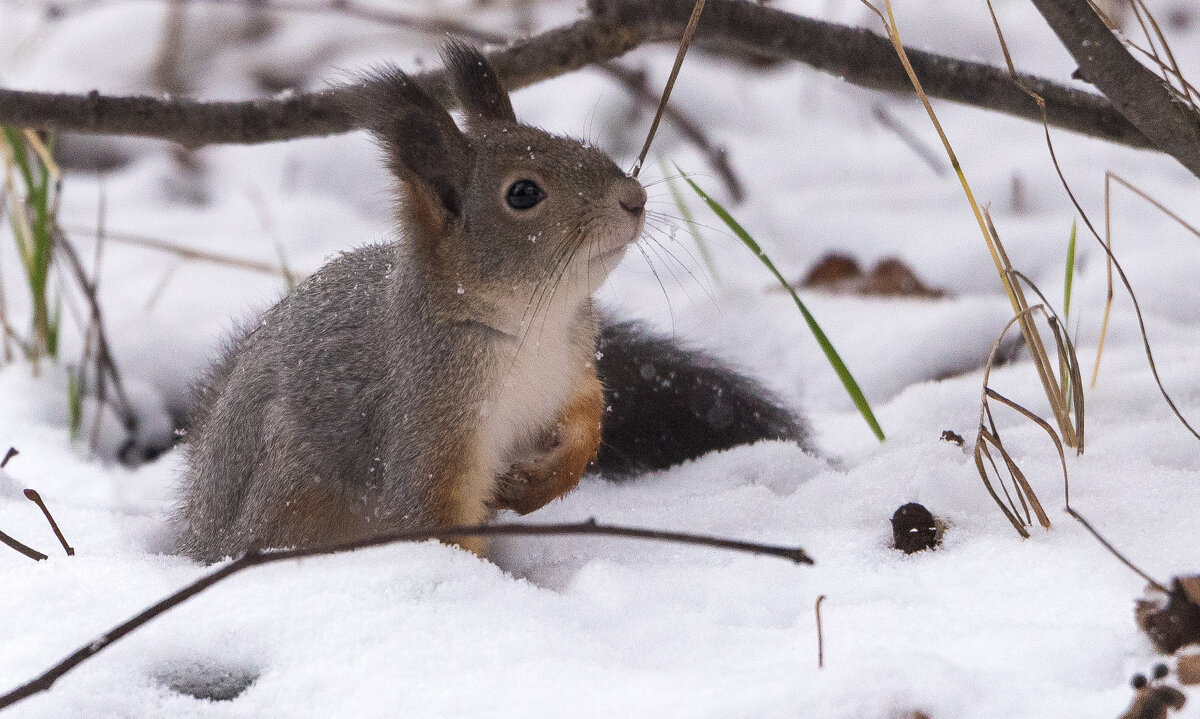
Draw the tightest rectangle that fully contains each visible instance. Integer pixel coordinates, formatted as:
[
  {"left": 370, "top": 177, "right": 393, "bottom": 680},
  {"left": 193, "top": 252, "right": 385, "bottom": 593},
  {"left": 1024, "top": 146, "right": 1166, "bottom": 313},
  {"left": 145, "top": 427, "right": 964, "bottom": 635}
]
[
  {"left": 1027, "top": 0, "right": 1200, "bottom": 178},
  {"left": 0, "top": 0, "right": 1156, "bottom": 153},
  {"left": 0, "top": 518, "right": 812, "bottom": 711}
]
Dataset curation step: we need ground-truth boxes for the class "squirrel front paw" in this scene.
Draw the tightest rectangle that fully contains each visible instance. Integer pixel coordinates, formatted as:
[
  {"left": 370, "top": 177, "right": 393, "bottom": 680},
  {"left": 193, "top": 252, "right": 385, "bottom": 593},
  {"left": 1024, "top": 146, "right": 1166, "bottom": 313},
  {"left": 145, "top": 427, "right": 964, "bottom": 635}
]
[
  {"left": 493, "top": 379, "right": 604, "bottom": 515},
  {"left": 494, "top": 425, "right": 579, "bottom": 515}
]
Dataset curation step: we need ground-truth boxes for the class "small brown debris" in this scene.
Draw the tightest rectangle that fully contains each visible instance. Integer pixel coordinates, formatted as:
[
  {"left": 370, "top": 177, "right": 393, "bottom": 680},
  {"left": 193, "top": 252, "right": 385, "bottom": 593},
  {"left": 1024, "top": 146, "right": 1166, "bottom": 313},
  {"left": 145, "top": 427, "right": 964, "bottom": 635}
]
[
  {"left": 801, "top": 253, "right": 860, "bottom": 286},
  {"left": 940, "top": 430, "right": 965, "bottom": 447},
  {"left": 1120, "top": 665, "right": 1186, "bottom": 719},
  {"left": 797, "top": 253, "right": 946, "bottom": 298},
  {"left": 891, "top": 502, "right": 941, "bottom": 554},
  {"left": 1177, "top": 654, "right": 1200, "bottom": 686},
  {"left": 1137, "top": 577, "right": 1200, "bottom": 655}
]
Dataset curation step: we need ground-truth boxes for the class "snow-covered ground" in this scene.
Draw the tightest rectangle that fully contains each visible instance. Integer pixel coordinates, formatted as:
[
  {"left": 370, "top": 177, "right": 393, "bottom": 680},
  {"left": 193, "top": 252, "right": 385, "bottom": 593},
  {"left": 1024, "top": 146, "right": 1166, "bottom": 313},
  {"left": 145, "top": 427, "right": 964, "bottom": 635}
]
[{"left": 1, "top": 0, "right": 1198, "bottom": 716}]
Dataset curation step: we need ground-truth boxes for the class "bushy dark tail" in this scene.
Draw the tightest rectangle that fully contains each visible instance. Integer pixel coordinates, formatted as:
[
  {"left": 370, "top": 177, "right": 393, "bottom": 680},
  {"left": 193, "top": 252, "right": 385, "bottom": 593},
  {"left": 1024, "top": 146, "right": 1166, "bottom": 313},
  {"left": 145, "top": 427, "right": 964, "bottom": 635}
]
[{"left": 594, "top": 318, "right": 810, "bottom": 477}]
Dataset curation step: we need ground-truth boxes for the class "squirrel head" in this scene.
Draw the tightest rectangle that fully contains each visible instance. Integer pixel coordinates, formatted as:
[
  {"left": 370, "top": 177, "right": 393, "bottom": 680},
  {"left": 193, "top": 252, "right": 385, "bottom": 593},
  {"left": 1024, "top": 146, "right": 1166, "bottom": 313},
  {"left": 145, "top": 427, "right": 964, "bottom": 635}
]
[{"left": 350, "top": 42, "right": 646, "bottom": 331}]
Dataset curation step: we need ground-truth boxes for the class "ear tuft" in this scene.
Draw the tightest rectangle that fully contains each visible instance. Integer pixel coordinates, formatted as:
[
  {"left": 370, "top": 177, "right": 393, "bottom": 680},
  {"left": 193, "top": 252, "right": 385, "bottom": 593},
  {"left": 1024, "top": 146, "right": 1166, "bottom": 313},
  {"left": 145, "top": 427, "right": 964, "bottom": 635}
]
[
  {"left": 442, "top": 40, "right": 517, "bottom": 124},
  {"left": 346, "top": 65, "right": 471, "bottom": 222}
]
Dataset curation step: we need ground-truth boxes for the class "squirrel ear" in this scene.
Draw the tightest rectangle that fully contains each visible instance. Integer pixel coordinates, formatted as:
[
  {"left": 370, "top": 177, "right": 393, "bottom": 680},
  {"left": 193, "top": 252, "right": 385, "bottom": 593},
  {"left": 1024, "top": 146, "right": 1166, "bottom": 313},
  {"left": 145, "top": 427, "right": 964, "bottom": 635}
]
[
  {"left": 442, "top": 40, "right": 516, "bottom": 124},
  {"left": 349, "top": 66, "right": 471, "bottom": 222}
]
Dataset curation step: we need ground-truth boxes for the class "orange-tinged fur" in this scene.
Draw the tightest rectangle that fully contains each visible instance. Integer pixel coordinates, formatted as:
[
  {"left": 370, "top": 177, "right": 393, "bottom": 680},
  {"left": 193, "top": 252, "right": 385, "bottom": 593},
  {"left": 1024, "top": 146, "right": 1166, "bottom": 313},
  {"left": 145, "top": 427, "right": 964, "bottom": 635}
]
[
  {"left": 258, "top": 480, "right": 369, "bottom": 551},
  {"left": 429, "top": 442, "right": 493, "bottom": 555},
  {"left": 495, "top": 370, "right": 605, "bottom": 515}
]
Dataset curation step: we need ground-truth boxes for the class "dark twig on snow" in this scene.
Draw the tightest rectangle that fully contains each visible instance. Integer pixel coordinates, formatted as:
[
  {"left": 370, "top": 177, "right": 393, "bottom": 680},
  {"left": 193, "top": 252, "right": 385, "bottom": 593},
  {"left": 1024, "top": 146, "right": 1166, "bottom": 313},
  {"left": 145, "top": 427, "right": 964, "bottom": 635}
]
[
  {"left": 23, "top": 489, "right": 74, "bottom": 557},
  {"left": 0, "top": 0, "right": 1153, "bottom": 153},
  {"left": 0, "top": 530, "right": 47, "bottom": 562},
  {"left": 815, "top": 594, "right": 826, "bottom": 669},
  {"left": 1066, "top": 507, "right": 1168, "bottom": 593},
  {"left": 0, "top": 518, "right": 812, "bottom": 711}
]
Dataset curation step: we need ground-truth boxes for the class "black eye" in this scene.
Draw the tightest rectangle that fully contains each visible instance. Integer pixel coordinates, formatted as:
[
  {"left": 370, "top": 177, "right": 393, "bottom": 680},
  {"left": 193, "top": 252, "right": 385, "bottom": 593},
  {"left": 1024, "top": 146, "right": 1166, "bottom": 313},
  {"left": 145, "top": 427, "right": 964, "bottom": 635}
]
[{"left": 506, "top": 179, "right": 545, "bottom": 210}]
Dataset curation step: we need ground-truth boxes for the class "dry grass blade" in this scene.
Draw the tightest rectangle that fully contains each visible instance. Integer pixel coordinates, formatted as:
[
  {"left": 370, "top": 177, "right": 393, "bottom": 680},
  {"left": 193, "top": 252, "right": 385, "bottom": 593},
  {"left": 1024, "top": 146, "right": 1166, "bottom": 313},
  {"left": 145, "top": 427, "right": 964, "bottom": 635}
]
[
  {"left": 1092, "top": 171, "right": 1200, "bottom": 386},
  {"left": 1127, "top": 0, "right": 1199, "bottom": 111},
  {"left": 986, "top": 212, "right": 1080, "bottom": 450},
  {"left": 974, "top": 434, "right": 1031, "bottom": 538},
  {"left": 630, "top": 0, "right": 707, "bottom": 179},
  {"left": 862, "top": 0, "right": 1079, "bottom": 454},
  {"left": 985, "top": 0, "right": 1200, "bottom": 445},
  {"left": 1065, "top": 507, "right": 1169, "bottom": 592},
  {"left": 975, "top": 301, "right": 1076, "bottom": 536},
  {"left": 63, "top": 226, "right": 295, "bottom": 279},
  {"left": 52, "top": 227, "right": 137, "bottom": 432}
]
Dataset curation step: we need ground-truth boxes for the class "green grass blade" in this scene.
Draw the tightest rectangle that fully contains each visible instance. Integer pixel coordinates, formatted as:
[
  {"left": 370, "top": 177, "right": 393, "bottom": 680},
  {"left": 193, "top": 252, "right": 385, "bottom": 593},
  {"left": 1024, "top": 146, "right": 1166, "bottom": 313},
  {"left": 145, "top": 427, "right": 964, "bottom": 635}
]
[
  {"left": 678, "top": 169, "right": 885, "bottom": 442},
  {"left": 1063, "top": 219, "right": 1077, "bottom": 322},
  {"left": 2, "top": 127, "right": 35, "bottom": 191},
  {"left": 67, "top": 367, "right": 83, "bottom": 441}
]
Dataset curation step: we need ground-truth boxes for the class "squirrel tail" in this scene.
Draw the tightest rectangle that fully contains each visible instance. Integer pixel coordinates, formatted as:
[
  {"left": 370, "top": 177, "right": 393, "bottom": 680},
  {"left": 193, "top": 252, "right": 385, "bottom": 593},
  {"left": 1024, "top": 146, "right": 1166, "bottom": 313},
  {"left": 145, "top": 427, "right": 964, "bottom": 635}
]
[{"left": 594, "top": 317, "right": 810, "bottom": 477}]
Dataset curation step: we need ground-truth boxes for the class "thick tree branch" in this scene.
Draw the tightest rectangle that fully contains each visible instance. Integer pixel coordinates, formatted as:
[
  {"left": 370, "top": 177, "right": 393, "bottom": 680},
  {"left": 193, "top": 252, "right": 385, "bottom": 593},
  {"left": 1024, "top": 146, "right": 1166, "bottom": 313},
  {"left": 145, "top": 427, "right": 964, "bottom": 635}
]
[
  {"left": 1027, "top": 0, "right": 1200, "bottom": 178},
  {"left": 0, "top": 0, "right": 1154, "bottom": 152},
  {"left": 593, "top": 0, "right": 1152, "bottom": 148}
]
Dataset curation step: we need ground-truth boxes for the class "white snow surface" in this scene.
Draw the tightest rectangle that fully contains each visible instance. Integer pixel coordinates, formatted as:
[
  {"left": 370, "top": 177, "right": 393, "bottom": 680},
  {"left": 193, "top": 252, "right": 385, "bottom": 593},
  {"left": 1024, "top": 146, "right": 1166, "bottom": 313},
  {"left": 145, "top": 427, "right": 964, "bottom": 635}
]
[{"left": 1, "top": 0, "right": 1199, "bottom": 716}]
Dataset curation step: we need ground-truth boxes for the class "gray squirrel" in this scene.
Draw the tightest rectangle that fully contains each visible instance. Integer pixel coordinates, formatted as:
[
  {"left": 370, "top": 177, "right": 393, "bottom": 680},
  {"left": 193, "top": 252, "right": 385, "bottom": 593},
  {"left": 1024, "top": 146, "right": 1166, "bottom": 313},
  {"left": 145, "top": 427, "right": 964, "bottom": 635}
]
[{"left": 173, "top": 42, "right": 806, "bottom": 563}]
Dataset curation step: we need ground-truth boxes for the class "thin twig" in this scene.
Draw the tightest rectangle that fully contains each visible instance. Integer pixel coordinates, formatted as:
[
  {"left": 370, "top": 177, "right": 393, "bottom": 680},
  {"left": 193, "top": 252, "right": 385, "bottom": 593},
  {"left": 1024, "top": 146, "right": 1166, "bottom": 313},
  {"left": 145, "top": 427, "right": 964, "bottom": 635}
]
[
  {"left": 870, "top": 103, "right": 948, "bottom": 177},
  {"left": 0, "top": 518, "right": 812, "bottom": 710},
  {"left": 1065, "top": 507, "right": 1168, "bottom": 593},
  {"left": 1092, "top": 172, "right": 1200, "bottom": 386},
  {"left": 601, "top": 62, "right": 744, "bottom": 200},
  {"left": 815, "top": 594, "right": 826, "bottom": 669},
  {"left": 23, "top": 489, "right": 74, "bottom": 556},
  {"left": 0, "top": 530, "right": 47, "bottom": 562},
  {"left": 51, "top": 226, "right": 136, "bottom": 432},
  {"left": 63, "top": 226, "right": 295, "bottom": 278},
  {"left": 1, "top": 447, "right": 17, "bottom": 468},
  {"left": 630, "top": 0, "right": 707, "bottom": 178}
]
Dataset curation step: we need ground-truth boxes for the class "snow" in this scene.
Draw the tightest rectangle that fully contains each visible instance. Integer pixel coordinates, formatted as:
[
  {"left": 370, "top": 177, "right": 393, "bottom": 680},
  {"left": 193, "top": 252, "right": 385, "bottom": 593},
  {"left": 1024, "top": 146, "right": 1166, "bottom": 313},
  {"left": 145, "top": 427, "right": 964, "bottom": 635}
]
[{"left": 1, "top": 0, "right": 1199, "bottom": 716}]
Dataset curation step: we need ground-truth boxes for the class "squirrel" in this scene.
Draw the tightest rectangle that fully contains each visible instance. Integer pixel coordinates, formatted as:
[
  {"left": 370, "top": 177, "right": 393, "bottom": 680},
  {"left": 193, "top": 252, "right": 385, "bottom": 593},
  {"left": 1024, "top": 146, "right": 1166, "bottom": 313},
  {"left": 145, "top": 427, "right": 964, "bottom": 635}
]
[{"left": 173, "top": 42, "right": 806, "bottom": 563}]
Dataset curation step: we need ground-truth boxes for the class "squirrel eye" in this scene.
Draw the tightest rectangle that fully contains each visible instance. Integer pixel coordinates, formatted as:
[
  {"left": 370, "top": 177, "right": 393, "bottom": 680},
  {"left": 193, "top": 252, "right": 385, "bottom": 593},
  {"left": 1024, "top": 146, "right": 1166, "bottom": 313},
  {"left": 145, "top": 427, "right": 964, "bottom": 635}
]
[{"left": 506, "top": 179, "right": 545, "bottom": 210}]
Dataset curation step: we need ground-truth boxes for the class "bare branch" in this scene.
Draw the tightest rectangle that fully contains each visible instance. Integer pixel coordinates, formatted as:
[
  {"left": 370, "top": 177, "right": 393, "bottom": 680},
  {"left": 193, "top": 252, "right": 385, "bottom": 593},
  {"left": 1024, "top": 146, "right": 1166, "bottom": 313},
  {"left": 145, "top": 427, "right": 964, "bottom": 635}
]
[
  {"left": 1029, "top": 0, "right": 1200, "bottom": 177},
  {"left": 0, "top": 0, "right": 1155, "bottom": 152},
  {"left": 0, "top": 529, "right": 47, "bottom": 561},
  {"left": 23, "top": 489, "right": 75, "bottom": 556},
  {"left": 594, "top": 0, "right": 1153, "bottom": 149},
  {"left": 0, "top": 518, "right": 812, "bottom": 711}
]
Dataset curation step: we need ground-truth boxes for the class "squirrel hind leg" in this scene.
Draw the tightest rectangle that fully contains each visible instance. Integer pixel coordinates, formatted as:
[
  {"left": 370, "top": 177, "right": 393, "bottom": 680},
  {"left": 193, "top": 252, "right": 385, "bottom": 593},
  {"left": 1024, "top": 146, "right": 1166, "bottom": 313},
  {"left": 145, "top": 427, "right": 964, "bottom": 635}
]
[
  {"left": 593, "top": 318, "right": 811, "bottom": 478},
  {"left": 241, "top": 478, "right": 371, "bottom": 554},
  {"left": 424, "top": 444, "right": 497, "bottom": 556}
]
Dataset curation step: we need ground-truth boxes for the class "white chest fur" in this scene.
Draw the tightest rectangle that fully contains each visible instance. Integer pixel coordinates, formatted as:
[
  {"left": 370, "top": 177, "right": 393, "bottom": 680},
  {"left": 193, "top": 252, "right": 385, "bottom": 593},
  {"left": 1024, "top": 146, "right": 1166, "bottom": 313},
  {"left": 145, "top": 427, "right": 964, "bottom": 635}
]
[{"left": 476, "top": 320, "right": 585, "bottom": 481}]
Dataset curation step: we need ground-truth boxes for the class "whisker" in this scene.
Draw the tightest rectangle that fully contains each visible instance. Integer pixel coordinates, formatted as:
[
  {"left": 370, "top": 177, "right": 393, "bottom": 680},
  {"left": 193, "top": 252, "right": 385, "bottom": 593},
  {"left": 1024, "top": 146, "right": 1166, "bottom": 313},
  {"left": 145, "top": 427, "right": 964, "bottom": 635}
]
[
  {"left": 642, "top": 227, "right": 716, "bottom": 305},
  {"left": 634, "top": 243, "right": 676, "bottom": 336}
]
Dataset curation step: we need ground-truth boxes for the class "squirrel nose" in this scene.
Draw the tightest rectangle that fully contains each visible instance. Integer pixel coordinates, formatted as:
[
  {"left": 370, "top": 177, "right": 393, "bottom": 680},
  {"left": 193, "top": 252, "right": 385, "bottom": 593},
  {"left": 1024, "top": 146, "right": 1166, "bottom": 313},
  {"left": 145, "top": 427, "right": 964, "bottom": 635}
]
[{"left": 617, "top": 182, "right": 647, "bottom": 217}]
